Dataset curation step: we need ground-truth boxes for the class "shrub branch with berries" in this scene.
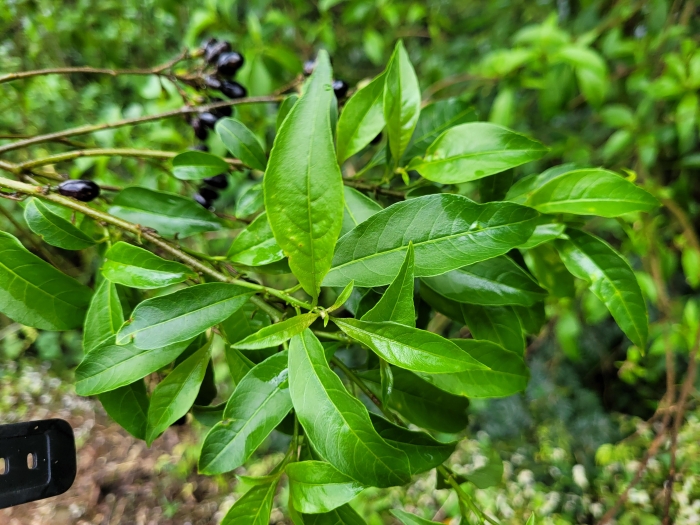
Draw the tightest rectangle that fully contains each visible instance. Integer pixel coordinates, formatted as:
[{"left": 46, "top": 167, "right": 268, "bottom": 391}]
[{"left": 0, "top": 40, "right": 661, "bottom": 524}]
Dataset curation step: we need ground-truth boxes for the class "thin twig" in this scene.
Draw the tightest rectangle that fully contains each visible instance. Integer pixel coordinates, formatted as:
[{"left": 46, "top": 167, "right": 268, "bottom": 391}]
[{"left": 342, "top": 178, "right": 406, "bottom": 198}]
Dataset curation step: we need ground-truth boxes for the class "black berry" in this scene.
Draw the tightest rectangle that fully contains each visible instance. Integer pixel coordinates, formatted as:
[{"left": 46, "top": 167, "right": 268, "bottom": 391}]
[
  {"left": 303, "top": 59, "right": 316, "bottom": 76},
  {"left": 191, "top": 117, "right": 208, "bottom": 140},
  {"left": 191, "top": 144, "right": 209, "bottom": 152},
  {"left": 204, "top": 75, "right": 222, "bottom": 90},
  {"left": 203, "top": 173, "right": 228, "bottom": 190},
  {"left": 201, "top": 38, "right": 218, "bottom": 52},
  {"left": 205, "top": 40, "right": 231, "bottom": 63},
  {"left": 220, "top": 80, "right": 247, "bottom": 99},
  {"left": 57, "top": 179, "right": 101, "bottom": 202},
  {"left": 332, "top": 79, "right": 349, "bottom": 99},
  {"left": 216, "top": 51, "right": 244, "bottom": 76},
  {"left": 210, "top": 98, "right": 233, "bottom": 118},
  {"left": 199, "top": 112, "right": 219, "bottom": 129},
  {"left": 199, "top": 186, "right": 219, "bottom": 201}
]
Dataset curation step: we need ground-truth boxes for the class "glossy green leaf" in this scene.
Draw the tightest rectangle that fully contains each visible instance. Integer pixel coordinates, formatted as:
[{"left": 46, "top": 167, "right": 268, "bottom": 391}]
[
  {"left": 391, "top": 509, "right": 442, "bottom": 525},
  {"left": 98, "top": 379, "right": 149, "bottom": 440},
  {"left": 75, "top": 338, "right": 192, "bottom": 396},
  {"left": 146, "top": 339, "right": 211, "bottom": 444},
  {"left": 369, "top": 413, "right": 455, "bottom": 474},
  {"left": 225, "top": 346, "right": 256, "bottom": 386},
  {"left": 228, "top": 212, "right": 285, "bottom": 266},
  {"left": 219, "top": 300, "right": 271, "bottom": 344},
  {"left": 407, "top": 123, "right": 547, "bottom": 184},
  {"left": 277, "top": 94, "right": 298, "bottom": 130},
  {"left": 514, "top": 302, "right": 546, "bottom": 335},
  {"left": 420, "top": 286, "right": 525, "bottom": 354},
  {"left": 0, "top": 231, "right": 92, "bottom": 330},
  {"left": 526, "top": 513, "right": 537, "bottom": 525},
  {"left": 220, "top": 475, "right": 279, "bottom": 525},
  {"left": 288, "top": 330, "right": 411, "bottom": 487},
  {"left": 523, "top": 243, "right": 575, "bottom": 298},
  {"left": 336, "top": 72, "right": 386, "bottom": 163},
  {"left": 287, "top": 461, "right": 364, "bottom": 514},
  {"left": 518, "top": 221, "right": 567, "bottom": 249},
  {"left": 232, "top": 313, "right": 318, "bottom": 350},
  {"left": 526, "top": 169, "right": 659, "bottom": 217},
  {"left": 24, "top": 198, "right": 95, "bottom": 250},
  {"left": 556, "top": 229, "right": 648, "bottom": 347},
  {"left": 362, "top": 243, "right": 415, "bottom": 326},
  {"left": 109, "top": 187, "right": 221, "bottom": 238},
  {"left": 117, "top": 283, "right": 254, "bottom": 349},
  {"left": 101, "top": 242, "right": 194, "bottom": 289},
  {"left": 341, "top": 187, "right": 383, "bottom": 237},
  {"left": 263, "top": 50, "right": 344, "bottom": 298},
  {"left": 402, "top": 98, "right": 477, "bottom": 161},
  {"left": 333, "top": 318, "right": 486, "bottom": 374},
  {"left": 217, "top": 118, "right": 267, "bottom": 171},
  {"left": 83, "top": 279, "right": 123, "bottom": 354},
  {"left": 303, "top": 504, "right": 367, "bottom": 525},
  {"left": 324, "top": 194, "right": 539, "bottom": 288},
  {"left": 192, "top": 402, "right": 226, "bottom": 428},
  {"left": 236, "top": 183, "right": 264, "bottom": 218},
  {"left": 330, "top": 281, "right": 355, "bottom": 312},
  {"left": 421, "top": 255, "right": 546, "bottom": 307},
  {"left": 172, "top": 150, "right": 229, "bottom": 180},
  {"left": 419, "top": 339, "right": 529, "bottom": 398},
  {"left": 383, "top": 40, "right": 421, "bottom": 163},
  {"left": 506, "top": 163, "right": 577, "bottom": 204},
  {"left": 359, "top": 367, "right": 469, "bottom": 433},
  {"left": 199, "top": 352, "right": 292, "bottom": 474}
]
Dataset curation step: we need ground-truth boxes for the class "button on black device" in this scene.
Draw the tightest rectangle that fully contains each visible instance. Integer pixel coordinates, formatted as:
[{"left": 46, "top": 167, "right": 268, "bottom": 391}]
[{"left": 0, "top": 419, "right": 76, "bottom": 509}]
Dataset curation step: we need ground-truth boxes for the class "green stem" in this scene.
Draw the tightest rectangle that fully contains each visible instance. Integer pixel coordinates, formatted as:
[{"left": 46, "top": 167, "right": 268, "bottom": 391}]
[
  {"left": 437, "top": 465, "right": 500, "bottom": 525},
  {"left": 312, "top": 330, "right": 352, "bottom": 343},
  {"left": 330, "top": 357, "right": 394, "bottom": 419}
]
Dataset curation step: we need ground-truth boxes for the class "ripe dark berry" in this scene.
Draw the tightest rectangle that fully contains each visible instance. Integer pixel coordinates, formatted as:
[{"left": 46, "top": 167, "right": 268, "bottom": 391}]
[
  {"left": 332, "top": 79, "right": 349, "bottom": 99},
  {"left": 216, "top": 51, "right": 244, "bottom": 76},
  {"left": 201, "top": 38, "right": 218, "bottom": 52},
  {"left": 57, "top": 179, "right": 101, "bottom": 202},
  {"left": 210, "top": 98, "right": 233, "bottom": 118},
  {"left": 199, "top": 112, "right": 219, "bottom": 129},
  {"left": 205, "top": 40, "right": 231, "bottom": 63},
  {"left": 191, "top": 144, "right": 209, "bottom": 152},
  {"left": 220, "top": 80, "right": 247, "bottom": 99},
  {"left": 303, "top": 59, "right": 316, "bottom": 76},
  {"left": 204, "top": 75, "right": 222, "bottom": 90},
  {"left": 203, "top": 173, "right": 228, "bottom": 190},
  {"left": 199, "top": 186, "right": 219, "bottom": 201},
  {"left": 191, "top": 117, "right": 208, "bottom": 140}
]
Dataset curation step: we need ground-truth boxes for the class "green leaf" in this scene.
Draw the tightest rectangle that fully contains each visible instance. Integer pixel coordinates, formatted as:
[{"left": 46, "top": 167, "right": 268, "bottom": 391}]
[
  {"left": 324, "top": 194, "right": 539, "bottom": 288},
  {"left": 288, "top": 330, "right": 411, "bottom": 487},
  {"left": 0, "top": 231, "right": 92, "bottom": 330},
  {"left": 83, "top": 279, "right": 123, "bottom": 354},
  {"left": 464, "top": 448, "right": 504, "bottom": 488},
  {"left": 225, "top": 346, "right": 256, "bottom": 386},
  {"left": 101, "top": 242, "right": 195, "bottom": 289},
  {"left": 172, "top": 150, "right": 229, "bottom": 180},
  {"left": 384, "top": 40, "right": 421, "bottom": 164},
  {"left": 526, "top": 512, "right": 537, "bottom": 525},
  {"left": 341, "top": 187, "right": 383, "bottom": 237},
  {"left": 359, "top": 367, "right": 469, "bottom": 433},
  {"left": 98, "top": 380, "right": 149, "bottom": 440},
  {"left": 479, "top": 171, "right": 514, "bottom": 202},
  {"left": 220, "top": 475, "right": 279, "bottom": 525},
  {"left": 109, "top": 187, "right": 221, "bottom": 238},
  {"left": 333, "top": 318, "right": 486, "bottom": 374},
  {"left": 199, "top": 352, "right": 292, "bottom": 474},
  {"left": 362, "top": 243, "right": 415, "bottom": 326},
  {"left": 146, "top": 339, "right": 211, "bottom": 444},
  {"left": 420, "top": 286, "right": 525, "bottom": 354},
  {"left": 421, "top": 255, "right": 546, "bottom": 307},
  {"left": 263, "top": 50, "right": 344, "bottom": 299},
  {"left": 192, "top": 402, "right": 226, "bottom": 427},
  {"left": 526, "top": 169, "right": 659, "bottom": 217},
  {"left": 514, "top": 302, "right": 546, "bottom": 335},
  {"left": 556, "top": 229, "right": 648, "bottom": 347},
  {"left": 220, "top": 300, "right": 271, "bottom": 344},
  {"left": 402, "top": 98, "right": 477, "bottom": 161},
  {"left": 228, "top": 212, "right": 285, "bottom": 266},
  {"left": 407, "top": 123, "right": 547, "bottom": 184},
  {"left": 24, "top": 198, "right": 95, "bottom": 250},
  {"left": 523, "top": 243, "right": 575, "bottom": 298},
  {"left": 117, "top": 283, "right": 254, "bottom": 349},
  {"left": 369, "top": 413, "right": 455, "bottom": 475},
  {"left": 217, "top": 118, "right": 267, "bottom": 171},
  {"left": 330, "top": 281, "right": 355, "bottom": 312},
  {"left": 336, "top": 72, "right": 386, "bottom": 163},
  {"left": 505, "top": 163, "right": 577, "bottom": 204},
  {"left": 232, "top": 313, "right": 318, "bottom": 350},
  {"left": 236, "top": 183, "right": 264, "bottom": 218},
  {"left": 391, "top": 509, "right": 442, "bottom": 525},
  {"left": 303, "top": 504, "right": 367, "bottom": 525},
  {"left": 418, "top": 339, "right": 529, "bottom": 398},
  {"left": 75, "top": 338, "right": 192, "bottom": 396},
  {"left": 287, "top": 461, "right": 364, "bottom": 514},
  {"left": 518, "top": 221, "right": 567, "bottom": 249},
  {"left": 277, "top": 94, "right": 298, "bottom": 130}
]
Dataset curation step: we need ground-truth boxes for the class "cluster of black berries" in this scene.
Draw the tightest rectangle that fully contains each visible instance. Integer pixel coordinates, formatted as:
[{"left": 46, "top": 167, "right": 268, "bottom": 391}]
[
  {"left": 193, "top": 166, "right": 229, "bottom": 209},
  {"left": 190, "top": 38, "right": 247, "bottom": 142},
  {"left": 302, "top": 59, "right": 349, "bottom": 99},
  {"left": 57, "top": 179, "right": 100, "bottom": 202}
]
